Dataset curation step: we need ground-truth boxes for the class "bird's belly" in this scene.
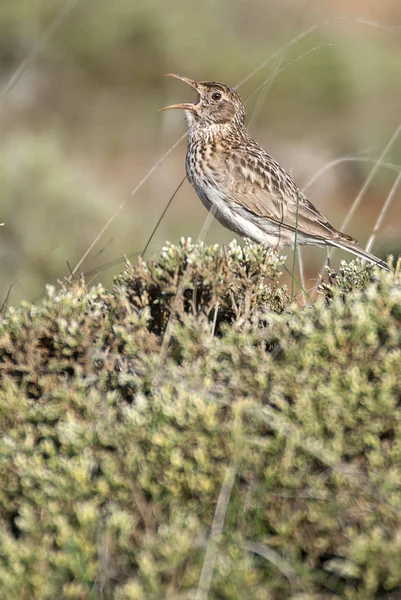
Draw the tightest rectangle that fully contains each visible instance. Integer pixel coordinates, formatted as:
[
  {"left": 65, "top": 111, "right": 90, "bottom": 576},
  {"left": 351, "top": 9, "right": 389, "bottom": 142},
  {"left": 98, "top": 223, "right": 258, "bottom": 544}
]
[{"left": 191, "top": 179, "right": 288, "bottom": 247}]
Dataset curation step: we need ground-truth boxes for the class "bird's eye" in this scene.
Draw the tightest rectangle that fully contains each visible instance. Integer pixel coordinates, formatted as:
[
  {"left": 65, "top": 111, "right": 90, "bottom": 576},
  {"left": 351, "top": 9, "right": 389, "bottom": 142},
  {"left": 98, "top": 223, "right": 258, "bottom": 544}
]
[{"left": 212, "top": 92, "right": 222, "bottom": 101}]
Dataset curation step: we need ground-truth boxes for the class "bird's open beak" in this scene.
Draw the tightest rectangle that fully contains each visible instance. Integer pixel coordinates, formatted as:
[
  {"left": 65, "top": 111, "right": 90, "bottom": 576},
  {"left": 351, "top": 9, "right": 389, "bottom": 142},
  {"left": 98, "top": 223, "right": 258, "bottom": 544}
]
[{"left": 159, "top": 73, "right": 200, "bottom": 112}]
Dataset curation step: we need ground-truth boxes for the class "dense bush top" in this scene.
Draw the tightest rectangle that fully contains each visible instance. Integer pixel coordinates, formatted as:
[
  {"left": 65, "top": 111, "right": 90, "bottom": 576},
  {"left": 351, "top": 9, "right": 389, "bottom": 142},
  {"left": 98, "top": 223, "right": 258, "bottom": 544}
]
[{"left": 0, "top": 240, "right": 400, "bottom": 600}]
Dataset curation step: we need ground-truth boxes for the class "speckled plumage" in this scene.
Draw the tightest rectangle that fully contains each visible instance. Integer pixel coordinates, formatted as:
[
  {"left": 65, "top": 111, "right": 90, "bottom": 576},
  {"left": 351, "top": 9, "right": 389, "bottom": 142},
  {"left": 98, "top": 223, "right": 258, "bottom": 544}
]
[{"left": 161, "top": 74, "right": 389, "bottom": 270}]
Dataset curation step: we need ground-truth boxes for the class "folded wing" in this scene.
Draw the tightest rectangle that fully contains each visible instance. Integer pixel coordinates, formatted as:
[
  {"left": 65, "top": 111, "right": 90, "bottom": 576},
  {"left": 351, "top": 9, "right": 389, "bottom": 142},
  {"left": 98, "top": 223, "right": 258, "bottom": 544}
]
[{"left": 222, "top": 142, "right": 356, "bottom": 245}]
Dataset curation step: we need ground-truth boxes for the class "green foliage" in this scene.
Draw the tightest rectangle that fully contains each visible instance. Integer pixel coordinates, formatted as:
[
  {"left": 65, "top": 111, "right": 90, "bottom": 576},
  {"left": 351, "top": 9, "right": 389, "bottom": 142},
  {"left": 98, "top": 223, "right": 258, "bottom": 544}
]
[
  {"left": 318, "top": 259, "right": 380, "bottom": 302},
  {"left": 0, "top": 240, "right": 400, "bottom": 599}
]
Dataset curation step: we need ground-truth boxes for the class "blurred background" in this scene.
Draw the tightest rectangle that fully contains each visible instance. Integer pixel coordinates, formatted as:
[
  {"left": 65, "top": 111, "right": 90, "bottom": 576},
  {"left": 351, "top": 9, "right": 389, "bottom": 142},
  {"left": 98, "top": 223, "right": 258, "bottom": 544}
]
[{"left": 0, "top": 0, "right": 400, "bottom": 304}]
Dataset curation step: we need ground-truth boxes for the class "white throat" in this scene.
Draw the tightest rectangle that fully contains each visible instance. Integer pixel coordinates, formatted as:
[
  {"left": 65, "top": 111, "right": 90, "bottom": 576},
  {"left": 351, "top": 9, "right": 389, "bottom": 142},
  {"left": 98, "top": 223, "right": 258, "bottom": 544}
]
[{"left": 185, "top": 111, "right": 235, "bottom": 140}]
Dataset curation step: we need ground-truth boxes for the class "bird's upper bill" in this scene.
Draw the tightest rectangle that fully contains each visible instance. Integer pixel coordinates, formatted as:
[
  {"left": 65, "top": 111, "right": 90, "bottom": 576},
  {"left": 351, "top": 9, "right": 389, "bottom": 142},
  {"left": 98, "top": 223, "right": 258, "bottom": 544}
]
[{"left": 159, "top": 73, "right": 200, "bottom": 112}]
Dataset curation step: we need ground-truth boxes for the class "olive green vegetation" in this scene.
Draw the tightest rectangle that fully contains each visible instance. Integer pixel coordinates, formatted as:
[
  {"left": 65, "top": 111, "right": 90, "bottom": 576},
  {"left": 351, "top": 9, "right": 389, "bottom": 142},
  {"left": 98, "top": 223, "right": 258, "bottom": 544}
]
[{"left": 0, "top": 239, "right": 400, "bottom": 600}]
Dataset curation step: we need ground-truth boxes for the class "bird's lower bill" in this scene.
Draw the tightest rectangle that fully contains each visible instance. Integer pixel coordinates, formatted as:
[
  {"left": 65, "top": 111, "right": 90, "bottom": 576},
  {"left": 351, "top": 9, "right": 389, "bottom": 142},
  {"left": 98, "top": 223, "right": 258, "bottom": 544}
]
[{"left": 159, "top": 102, "right": 198, "bottom": 112}]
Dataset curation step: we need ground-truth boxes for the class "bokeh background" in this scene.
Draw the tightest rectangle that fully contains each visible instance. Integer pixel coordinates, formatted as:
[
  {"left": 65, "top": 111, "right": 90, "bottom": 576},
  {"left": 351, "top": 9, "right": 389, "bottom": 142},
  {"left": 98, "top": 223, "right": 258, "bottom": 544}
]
[{"left": 1, "top": 0, "right": 400, "bottom": 304}]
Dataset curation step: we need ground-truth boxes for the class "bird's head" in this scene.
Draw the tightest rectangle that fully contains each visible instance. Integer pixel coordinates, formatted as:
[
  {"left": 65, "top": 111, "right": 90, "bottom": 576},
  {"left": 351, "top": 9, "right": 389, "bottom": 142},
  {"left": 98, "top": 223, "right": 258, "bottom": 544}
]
[{"left": 159, "top": 74, "right": 246, "bottom": 132}]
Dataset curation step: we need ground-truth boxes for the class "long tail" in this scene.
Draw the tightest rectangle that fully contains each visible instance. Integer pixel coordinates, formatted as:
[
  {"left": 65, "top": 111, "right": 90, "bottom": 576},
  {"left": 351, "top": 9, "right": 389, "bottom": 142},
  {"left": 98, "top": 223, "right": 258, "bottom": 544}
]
[{"left": 328, "top": 239, "right": 389, "bottom": 271}]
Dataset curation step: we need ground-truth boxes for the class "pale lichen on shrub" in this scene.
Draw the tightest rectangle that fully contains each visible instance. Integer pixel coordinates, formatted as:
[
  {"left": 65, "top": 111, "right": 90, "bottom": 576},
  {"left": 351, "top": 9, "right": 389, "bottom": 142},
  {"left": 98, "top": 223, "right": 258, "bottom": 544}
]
[{"left": 0, "top": 239, "right": 400, "bottom": 600}]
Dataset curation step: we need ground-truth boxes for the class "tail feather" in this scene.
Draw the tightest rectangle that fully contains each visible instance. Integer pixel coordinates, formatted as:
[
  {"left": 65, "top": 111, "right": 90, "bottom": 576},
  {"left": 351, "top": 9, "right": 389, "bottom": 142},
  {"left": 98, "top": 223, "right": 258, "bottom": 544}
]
[{"left": 329, "top": 239, "right": 389, "bottom": 271}]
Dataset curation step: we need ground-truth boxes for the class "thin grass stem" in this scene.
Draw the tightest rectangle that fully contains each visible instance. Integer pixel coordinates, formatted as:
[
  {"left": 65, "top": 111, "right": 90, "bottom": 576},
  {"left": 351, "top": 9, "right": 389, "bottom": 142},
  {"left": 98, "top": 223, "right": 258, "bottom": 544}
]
[
  {"left": 71, "top": 134, "right": 186, "bottom": 277},
  {"left": 291, "top": 193, "right": 301, "bottom": 299},
  {"left": 235, "top": 16, "right": 396, "bottom": 91},
  {"left": 142, "top": 176, "right": 186, "bottom": 257},
  {"left": 319, "top": 124, "right": 401, "bottom": 277},
  {"left": 195, "top": 461, "right": 238, "bottom": 600},
  {"left": 365, "top": 171, "right": 401, "bottom": 254},
  {"left": 297, "top": 247, "right": 307, "bottom": 306},
  {"left": 284, "top": 264, "right": 312, "bottom": 301},
  {"left": 0, "top": 0, "right": 81, "bottom": 106},
  {"left": 303, "top": 156, "right": 401, "bottom": 193},
  {"left": 340, "top": 125, "right": 401, "bottom": 234}
]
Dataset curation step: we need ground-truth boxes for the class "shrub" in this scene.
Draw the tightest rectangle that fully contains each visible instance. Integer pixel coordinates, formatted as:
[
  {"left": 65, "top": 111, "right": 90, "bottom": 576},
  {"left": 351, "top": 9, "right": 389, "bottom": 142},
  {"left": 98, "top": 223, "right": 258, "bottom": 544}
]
[{"left": 0, "top": 239, "right": 400, "bottom": 599}]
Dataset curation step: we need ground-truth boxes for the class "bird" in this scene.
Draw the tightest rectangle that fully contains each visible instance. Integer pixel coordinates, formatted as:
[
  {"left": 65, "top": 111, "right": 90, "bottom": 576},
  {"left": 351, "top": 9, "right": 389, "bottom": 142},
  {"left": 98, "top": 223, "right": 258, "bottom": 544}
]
[{"left": 159, "top": 73, "right": 389, "bottom": 271}]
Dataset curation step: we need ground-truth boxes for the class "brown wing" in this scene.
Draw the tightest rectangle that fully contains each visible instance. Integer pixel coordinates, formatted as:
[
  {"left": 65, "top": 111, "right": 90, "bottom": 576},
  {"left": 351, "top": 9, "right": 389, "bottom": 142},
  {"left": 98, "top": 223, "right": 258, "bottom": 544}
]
[{"left": 219, "top": 141, "right": 356, "bottom": 244}]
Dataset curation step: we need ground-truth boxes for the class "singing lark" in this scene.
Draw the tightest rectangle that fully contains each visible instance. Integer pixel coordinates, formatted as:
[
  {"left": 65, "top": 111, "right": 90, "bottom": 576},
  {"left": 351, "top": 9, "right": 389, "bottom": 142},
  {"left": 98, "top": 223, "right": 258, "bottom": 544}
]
[{"left": 160, "top": 73, "right": 388, "bottom": 270}]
